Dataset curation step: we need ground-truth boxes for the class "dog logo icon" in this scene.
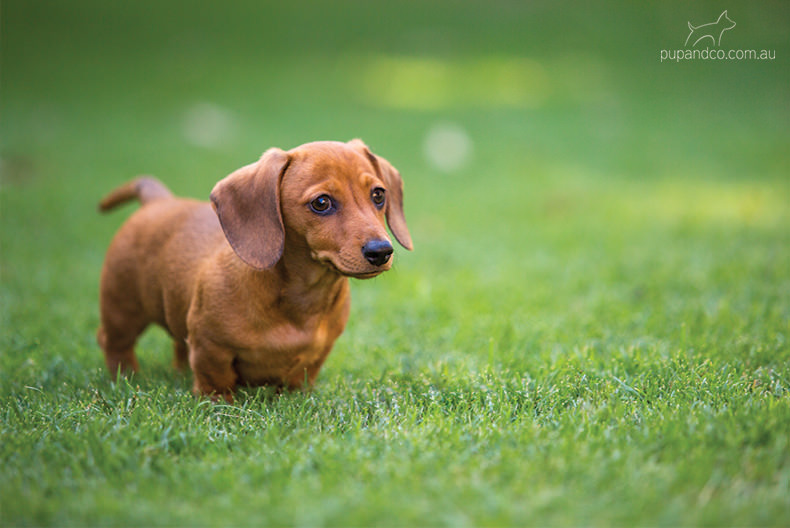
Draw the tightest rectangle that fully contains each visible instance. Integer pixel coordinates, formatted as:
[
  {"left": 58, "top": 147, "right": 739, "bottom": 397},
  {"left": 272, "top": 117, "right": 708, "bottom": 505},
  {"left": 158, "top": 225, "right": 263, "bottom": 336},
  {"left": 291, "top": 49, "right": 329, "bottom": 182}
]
[{"left": 685, "top": 10, "right": 736, "bottom": 47}]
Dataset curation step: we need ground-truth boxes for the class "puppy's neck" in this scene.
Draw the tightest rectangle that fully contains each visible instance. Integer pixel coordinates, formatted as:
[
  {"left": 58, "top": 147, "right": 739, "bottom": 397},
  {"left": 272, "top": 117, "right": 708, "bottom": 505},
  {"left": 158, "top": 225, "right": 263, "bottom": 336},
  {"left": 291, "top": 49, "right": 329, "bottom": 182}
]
[
  {"left": 276, "top": 244, "right": 346, "bottom": 291},
  {"left": 248, "top": 237, "right": 347, "bottom": 318}
]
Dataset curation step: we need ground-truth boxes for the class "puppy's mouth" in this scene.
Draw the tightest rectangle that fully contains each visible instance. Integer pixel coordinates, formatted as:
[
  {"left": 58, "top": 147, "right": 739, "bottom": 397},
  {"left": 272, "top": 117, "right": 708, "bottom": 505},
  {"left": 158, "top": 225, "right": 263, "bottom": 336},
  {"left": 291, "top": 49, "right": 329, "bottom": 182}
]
[
  {"left": 325, "top": 260, "right": 385, "bottom": 280},
  {"left": 313, "top": 253, "right": 387, "bottom": 279},
  {"left": 345, "top": 270, "right": 385, "bottom": 279}
]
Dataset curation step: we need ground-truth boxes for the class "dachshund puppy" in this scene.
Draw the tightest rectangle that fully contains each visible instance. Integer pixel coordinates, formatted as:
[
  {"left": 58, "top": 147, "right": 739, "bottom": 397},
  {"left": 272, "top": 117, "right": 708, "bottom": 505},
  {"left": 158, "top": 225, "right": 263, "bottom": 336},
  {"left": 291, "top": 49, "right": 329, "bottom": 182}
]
[{"left": 97, "top": 140, "right": 412, "bottom": 400}]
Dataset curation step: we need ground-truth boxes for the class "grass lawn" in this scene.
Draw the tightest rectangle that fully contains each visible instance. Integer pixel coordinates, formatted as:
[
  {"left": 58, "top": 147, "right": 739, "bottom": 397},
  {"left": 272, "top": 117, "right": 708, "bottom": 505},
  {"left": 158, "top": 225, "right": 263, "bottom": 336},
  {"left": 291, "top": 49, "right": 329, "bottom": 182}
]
[{"left": 2, "top": 0, "right": 789, "bottom": 525}]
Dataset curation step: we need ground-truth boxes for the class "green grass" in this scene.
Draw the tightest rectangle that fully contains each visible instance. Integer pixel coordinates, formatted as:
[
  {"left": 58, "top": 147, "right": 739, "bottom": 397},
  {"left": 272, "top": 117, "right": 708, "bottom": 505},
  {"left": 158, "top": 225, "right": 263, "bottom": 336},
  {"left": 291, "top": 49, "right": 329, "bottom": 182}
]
[{"left": 2, "top": 0, "right": 789, "bottom": 525}]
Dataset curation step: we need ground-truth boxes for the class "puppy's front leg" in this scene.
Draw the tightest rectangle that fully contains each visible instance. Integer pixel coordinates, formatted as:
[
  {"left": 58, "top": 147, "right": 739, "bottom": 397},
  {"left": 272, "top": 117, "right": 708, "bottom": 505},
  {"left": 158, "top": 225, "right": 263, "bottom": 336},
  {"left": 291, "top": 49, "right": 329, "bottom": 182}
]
[
  {"left": 187, "top": 339, "right": 237, "bottom": 402},
  {"left": 284, "top": 353, "right": 329, "bottom": 390}
]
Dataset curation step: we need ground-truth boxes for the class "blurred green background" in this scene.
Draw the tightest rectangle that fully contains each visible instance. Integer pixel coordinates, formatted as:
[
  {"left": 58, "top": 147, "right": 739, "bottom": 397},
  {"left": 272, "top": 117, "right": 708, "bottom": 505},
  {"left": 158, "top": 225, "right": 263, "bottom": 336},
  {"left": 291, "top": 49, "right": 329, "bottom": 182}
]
[
  {"left": 3, "top": 0, "right": 787, "bottom": 346},
  {"left": 4, "top": 0, "right": 788, "bottom": 282},
  {"left": 2, "top": 0, "right": 789, "bottom": 525}
]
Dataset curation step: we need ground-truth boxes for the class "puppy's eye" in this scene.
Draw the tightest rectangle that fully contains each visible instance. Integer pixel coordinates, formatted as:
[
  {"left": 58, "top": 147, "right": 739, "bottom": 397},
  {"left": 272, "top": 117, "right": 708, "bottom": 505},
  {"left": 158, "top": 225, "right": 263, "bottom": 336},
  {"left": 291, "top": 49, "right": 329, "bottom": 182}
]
[
  {"left": 310, "top": 195, "right": 334, "bottom": 214},
  {"left": 371, "top": 188, "right": 386, "bottom": 208}
]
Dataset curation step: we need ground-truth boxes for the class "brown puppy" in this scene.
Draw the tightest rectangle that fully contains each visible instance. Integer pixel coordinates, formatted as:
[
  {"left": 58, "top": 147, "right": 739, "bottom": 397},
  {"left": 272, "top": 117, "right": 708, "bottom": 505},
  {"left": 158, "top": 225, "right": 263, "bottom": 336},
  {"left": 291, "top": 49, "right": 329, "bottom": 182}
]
[{"left": 97, "top": 140, "right": 412, "bottom": 401}]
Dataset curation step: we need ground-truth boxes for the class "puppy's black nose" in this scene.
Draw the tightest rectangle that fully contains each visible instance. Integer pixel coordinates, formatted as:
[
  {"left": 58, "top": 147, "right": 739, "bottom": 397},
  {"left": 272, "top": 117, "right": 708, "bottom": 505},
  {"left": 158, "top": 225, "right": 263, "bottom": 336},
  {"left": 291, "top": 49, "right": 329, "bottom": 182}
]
[{"left": 362, "top": 239, "right": 393, "bottom": 266}]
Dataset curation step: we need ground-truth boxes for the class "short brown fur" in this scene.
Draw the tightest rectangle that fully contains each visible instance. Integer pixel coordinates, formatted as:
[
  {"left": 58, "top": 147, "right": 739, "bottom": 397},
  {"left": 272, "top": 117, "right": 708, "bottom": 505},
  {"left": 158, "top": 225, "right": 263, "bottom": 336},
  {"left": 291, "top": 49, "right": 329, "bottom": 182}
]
[{"left": 97, "top": 140, "right": 411, "bottom": 401}]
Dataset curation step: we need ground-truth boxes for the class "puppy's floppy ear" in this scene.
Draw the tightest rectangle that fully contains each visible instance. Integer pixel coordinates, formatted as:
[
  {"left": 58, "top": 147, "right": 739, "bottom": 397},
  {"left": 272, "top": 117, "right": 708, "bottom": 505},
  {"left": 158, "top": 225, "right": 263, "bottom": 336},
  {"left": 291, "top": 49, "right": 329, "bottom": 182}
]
[
  {"left": 210, "top": 148, "right": 290, "bottom": 270},
  {"left": 348, "top": 139, "right": 413, "bottom": 251}
]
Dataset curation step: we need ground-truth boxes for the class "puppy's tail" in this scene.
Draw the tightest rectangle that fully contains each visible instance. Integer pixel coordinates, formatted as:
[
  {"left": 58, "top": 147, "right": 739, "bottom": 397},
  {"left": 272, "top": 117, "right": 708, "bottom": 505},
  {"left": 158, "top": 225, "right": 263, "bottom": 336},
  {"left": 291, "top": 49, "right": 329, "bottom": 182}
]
[{"left": 98, "top": 177, "right": 173, "bottom": 212}]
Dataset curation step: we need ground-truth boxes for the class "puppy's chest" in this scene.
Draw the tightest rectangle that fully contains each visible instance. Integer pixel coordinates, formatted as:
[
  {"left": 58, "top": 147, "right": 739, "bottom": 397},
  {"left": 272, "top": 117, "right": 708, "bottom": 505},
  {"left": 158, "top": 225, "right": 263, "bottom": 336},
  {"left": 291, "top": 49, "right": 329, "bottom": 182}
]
[
  {"left": 235, "top": 311, "right": 344, "bottom": 375},
  {"left": 258, "top": 315, "right": 336, "bottom": 355}
]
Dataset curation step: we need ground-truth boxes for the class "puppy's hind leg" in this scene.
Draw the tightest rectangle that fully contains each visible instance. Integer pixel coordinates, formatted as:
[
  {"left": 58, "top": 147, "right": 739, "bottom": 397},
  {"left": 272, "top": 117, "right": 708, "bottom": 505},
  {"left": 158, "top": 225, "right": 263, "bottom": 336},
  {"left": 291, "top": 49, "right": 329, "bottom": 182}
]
[
  {"left": 172, "top": 338, "right": 189, "bottom": 371},
  {"left": 97, "top": 310, "right": 148, "bottom": 380}
]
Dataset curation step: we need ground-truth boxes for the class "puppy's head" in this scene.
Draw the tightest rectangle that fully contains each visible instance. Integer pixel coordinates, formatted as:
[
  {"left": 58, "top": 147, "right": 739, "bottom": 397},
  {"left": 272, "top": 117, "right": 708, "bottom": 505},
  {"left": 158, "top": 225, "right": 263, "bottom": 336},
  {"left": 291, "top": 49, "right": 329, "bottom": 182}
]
[{"left": 211, "top": 140, "right": 412, "bottom": 278}]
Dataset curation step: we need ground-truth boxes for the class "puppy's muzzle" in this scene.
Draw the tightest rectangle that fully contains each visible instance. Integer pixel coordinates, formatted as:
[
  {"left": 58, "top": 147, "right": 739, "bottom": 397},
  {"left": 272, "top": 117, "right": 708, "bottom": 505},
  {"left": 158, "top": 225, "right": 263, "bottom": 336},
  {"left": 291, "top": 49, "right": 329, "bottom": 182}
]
[{"left": 362, "top": 239, "right": 393, "bottom": 267}]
